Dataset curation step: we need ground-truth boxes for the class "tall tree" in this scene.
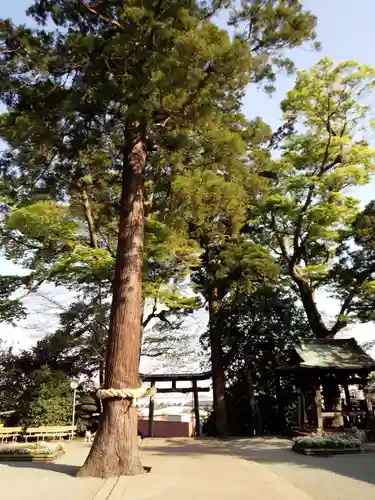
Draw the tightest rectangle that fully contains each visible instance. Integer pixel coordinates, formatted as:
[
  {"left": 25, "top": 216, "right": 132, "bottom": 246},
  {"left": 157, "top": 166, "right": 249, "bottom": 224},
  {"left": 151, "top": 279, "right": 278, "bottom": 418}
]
[
  {"left": 0, "top": 0, "right": 317, "bottom": 475},
  {"left": 164, "top": 0, "right": 320, "bottom": 434},
  {"left": 170, "top": 118, "right": 305, "bottom": 434},
  {"left": 207, "top": 286, "right": 310, "bottom": 435},
  {"left": 251, "top": 58, "right": 375, "bottom": 338},
  {"left": 178, "top": 176, "right": 280, "bottom": 435}
]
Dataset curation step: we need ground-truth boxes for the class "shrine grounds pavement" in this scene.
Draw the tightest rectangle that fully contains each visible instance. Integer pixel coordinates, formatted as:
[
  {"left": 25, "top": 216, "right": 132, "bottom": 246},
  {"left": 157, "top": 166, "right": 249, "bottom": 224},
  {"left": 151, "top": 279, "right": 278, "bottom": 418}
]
[{"left": 1, "top": 437, "right": 375, "bottom": 500}]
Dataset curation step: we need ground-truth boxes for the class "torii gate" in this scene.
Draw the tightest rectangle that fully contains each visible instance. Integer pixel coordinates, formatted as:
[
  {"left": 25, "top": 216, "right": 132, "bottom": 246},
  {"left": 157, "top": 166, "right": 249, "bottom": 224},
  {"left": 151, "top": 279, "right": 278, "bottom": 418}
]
[{"left": 140, "top": 371, "right": 212, "bottom": 437}]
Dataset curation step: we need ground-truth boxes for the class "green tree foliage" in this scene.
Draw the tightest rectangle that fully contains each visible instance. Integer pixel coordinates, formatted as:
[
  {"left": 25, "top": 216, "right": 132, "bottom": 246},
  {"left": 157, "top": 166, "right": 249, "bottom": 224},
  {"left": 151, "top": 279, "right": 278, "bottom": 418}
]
[
  {"left": 0, "top": 342, "right": 30, "bottom": 414},
  {"left": 333, "top": 201, "right": 375, "bottom": 323},
  {"left": 0, "top": 0, "right": 318, "bottom": 317},
  {"left": 250, "top": 58, "right": 375, "bottom": 338},
  {"left": 172, "top": 119, "right": 290, "bottom": 435},
  {"left": 0, "top": 0, "right": 318, "bottom": 475},
  {"left": 220, "top": 287, "right": 310, "bottom": 374},
  {"left": 18, "top": 365, "right": 72, "bottom": 428},
  {"left": 0, "top": 276, "right": 29, "bottom": 324}
]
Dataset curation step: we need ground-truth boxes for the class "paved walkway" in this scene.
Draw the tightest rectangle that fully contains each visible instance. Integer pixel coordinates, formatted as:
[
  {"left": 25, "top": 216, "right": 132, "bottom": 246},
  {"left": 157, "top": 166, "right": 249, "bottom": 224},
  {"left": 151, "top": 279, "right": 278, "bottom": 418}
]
[
  {"left": 1, "top": 437, "right": 375, "bottom": 500},
  {"left": 227, "top": 437, "right": 375, "bottom": 500}
]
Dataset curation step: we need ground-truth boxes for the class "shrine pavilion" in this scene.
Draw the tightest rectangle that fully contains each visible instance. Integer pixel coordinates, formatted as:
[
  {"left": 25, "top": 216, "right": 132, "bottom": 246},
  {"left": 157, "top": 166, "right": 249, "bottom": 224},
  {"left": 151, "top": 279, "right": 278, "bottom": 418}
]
[{"left": 277, "top": 338, "right": 375, "bottom": 431}]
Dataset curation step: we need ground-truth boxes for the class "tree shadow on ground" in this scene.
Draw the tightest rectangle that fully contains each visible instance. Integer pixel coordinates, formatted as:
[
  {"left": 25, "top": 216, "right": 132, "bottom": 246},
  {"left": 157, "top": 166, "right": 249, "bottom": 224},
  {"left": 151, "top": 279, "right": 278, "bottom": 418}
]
[
  {"left": 4, "top": 437, "right": 375, "bottom": 488},
  {"left": 1, "top": 442, "right": 93, "bottom": 477},
  {"left": 2, "top": 461, "right": 80, "bottom": 477},
  {"left": 142, "top": 436, "right": 375, "bottom": 488}
]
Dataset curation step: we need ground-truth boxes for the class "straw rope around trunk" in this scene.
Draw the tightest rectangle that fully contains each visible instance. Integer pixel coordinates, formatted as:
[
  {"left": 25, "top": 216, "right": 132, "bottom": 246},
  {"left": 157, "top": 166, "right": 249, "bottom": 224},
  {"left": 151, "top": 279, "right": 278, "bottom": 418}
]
[{"left": 97, "top": 386, "right": 157, "bottom": 407}]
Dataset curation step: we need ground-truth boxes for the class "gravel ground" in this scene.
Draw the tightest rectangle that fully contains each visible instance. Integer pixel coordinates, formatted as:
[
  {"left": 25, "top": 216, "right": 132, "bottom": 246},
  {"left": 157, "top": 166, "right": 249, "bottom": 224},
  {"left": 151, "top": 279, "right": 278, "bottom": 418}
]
[{"left": 227, "top": 437, "right": 375, "bottom": 500}]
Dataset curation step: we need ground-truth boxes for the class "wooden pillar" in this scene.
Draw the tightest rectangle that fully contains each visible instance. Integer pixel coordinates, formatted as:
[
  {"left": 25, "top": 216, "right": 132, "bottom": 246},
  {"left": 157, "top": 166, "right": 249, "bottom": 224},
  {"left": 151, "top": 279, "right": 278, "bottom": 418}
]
[
  {"left": 315, "top": 386, "right": 323, "bottom": 432},
  {"left": 147, "top": 380, "right": 155, "bottom": 437},
  {"left": 333, "top": 393, "right": 344, "bottom": 428},
  {"left": 192, "top": 380, "right": 201, "bottom": 437}
]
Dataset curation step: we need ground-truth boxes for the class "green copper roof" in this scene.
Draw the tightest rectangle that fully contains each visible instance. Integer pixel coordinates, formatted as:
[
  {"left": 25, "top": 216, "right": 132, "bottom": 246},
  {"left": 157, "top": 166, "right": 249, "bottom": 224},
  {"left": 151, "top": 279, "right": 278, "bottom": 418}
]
[
  {"left": 278, "top": 338, "right": 375, "bottom": 371},
  {"left": 294, "top": 338, "right": 375, "bottom": 370}
]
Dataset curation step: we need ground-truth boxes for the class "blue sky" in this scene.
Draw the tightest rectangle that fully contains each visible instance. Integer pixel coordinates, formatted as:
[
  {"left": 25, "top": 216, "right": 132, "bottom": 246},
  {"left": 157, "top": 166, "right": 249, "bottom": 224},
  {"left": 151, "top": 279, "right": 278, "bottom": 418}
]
[{"left": 1, "top": 1, "right": 375, "bottom": 353}]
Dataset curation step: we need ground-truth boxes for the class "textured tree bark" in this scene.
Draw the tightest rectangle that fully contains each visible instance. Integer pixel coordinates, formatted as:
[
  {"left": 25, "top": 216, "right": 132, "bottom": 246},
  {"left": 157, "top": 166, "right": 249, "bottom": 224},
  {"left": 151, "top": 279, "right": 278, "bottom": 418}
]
[
  {"left": 192, "top": 380, "right": 201, "bottom": 437},
  {"left": 78, "top": 124, "right": 146, "bottom": 478},
  {"left": 295, "top": 279, "right": 331, "bottom": 338},
  {"left": 208, "top": 284, "right": 229, "bottom": 437}
]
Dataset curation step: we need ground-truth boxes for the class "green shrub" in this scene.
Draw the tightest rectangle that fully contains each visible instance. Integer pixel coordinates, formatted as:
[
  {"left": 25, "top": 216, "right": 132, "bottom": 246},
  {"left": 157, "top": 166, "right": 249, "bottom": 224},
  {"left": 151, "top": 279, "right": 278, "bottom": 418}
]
[
  {"left": 79, "top": 396, "right": 97, "bottom": 406},
  {"left": 292, "top": 433, "right": 361, "bottom": 452},
  {"left": 0, "top": 441, "right": 65, "bottom": 455},
  {"left": 80, "top": 404, "right": 98, "bottom": 413},
  {"left": 75, "top": 392, "right": 101, "bottom": 435},
  {"left": 20, "top": 366, "right": 72, "bottom": 428}
]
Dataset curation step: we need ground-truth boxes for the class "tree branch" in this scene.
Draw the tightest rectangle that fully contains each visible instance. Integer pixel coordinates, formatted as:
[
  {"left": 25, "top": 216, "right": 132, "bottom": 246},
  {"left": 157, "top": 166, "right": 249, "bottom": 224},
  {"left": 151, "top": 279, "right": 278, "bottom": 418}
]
[
  {"left": 78, "top": 0, "right": 123, "bottom": 28},
  {"left": 330, "top": 292, "right": 355, "bottom": 335},
  {"left": 270, "top": 213, "right": 290, "bottom": 262},
  {"left": 80, "top": 186, "right": 99, "bottom": 249},
  {"left": 99, "top": 231, "right": 116, "bottom": 258},
  {"left": 331, "top": 264, "right": 375, "bottom": 335},
  {"left": 141, "top": 350, "right": 164, "bottom": 358},
  {"left": 17, "top": 278, "right": 45, "bottom": 301},
  {"left": 142, "top": 302, "right": 174, "bottom": 329},
  {"left": 142, "top": 298, "right": 158, "bottom": 329},
  {"left": 200, "top": 0, "right": 228, "bottom": 20}
]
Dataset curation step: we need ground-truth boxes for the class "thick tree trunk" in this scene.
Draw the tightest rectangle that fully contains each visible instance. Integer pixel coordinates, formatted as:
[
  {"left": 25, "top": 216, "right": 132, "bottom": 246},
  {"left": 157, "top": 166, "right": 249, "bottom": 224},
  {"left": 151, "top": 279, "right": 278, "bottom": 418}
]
[
  {"left": 294, "top": 278, "right": 331, "bottom": 338},
  {"left": 292, "top": 272, "right": 343, "bottom": 415},
  {"left": 208, "top": 285, "right": 229, "bottom": 436},
  {"left": 78, "top": 124, "right": 146, "bottom": 478}
]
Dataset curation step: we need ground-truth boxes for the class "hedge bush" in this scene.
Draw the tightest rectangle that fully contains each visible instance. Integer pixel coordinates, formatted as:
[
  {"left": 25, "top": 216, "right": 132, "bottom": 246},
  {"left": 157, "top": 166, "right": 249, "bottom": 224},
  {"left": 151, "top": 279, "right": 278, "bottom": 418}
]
[
  {"left": 292, "top": 433, "right": 361, "bottom": 452},
  {"left": 0, "top": 441, "right": 65, "bottom": 456}
]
